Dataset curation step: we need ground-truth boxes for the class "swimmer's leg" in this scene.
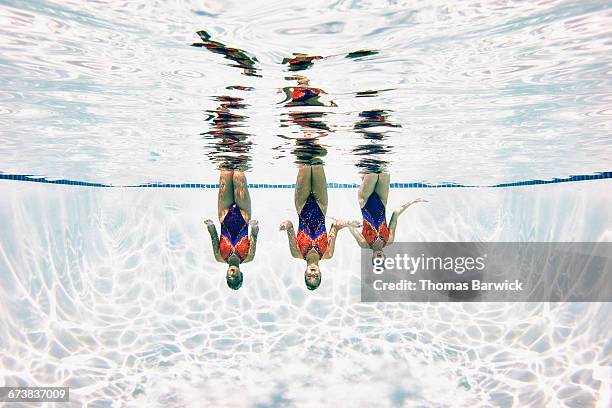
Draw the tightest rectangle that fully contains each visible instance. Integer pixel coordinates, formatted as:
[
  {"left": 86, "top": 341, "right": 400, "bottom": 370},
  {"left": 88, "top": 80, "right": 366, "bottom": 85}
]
[
  {"left": 295, "top": 165, "right": 312, "bottom": 213},
  {"left": 358, "top": 173, "right": 378, "bottom": 208},
  {"left": 232, "top": 170, "right": 251, "bottom": 223},
  {"left": 311, "top": 165, "right": 328, "bottom": 215},
  {"left": 374, "top": 172, "right": 390, "bottom": 207},
  {"left": 218, "top": 170, "right": 234, "bottom": 221}
]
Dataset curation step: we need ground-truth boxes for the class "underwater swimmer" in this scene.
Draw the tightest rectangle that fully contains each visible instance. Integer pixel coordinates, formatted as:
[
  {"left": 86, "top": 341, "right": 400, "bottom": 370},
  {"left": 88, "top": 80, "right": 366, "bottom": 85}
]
[
  {"left": 205, "top": 170, "right": 258, "bottom": 289},
  {"left": 279, "top": 165, "right": 350, "bottom": 290},
  {"left": 348, "top": 172, "right": 427, "bottom": 261}
]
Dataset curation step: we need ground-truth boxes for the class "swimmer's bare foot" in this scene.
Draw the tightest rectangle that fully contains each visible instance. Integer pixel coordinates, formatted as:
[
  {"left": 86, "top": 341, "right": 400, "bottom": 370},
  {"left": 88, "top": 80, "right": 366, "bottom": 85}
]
[{"left": 401, "top": 198, "right": 428, "bottom": 210}]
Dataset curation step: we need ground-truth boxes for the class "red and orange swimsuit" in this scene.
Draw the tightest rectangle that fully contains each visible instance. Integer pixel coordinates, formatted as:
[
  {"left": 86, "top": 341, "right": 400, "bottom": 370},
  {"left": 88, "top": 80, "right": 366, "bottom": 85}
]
[
  {"left": 290, "top": 87, "right": 321, "bottom": 103},
  {"left": 361, "top": 192, "right": 389, "bottom": 246},
  {"left": 219, "top": 203, "right": 249, "bottom": 262},
  {"left": 296, "top": 194, "right": 327, "bottom": 258}
]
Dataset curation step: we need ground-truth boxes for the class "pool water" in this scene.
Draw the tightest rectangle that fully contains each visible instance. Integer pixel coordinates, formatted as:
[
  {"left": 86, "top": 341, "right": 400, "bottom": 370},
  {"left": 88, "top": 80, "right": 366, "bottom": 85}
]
[
  {"left": 1, "top": 181, "right": 610, "bottom": 407},
  {"left": 1, "top": 0, "right": 611, "bottom": 185},
  {"left": 0, "top": 1, "right": 611, "bottom": 407}
]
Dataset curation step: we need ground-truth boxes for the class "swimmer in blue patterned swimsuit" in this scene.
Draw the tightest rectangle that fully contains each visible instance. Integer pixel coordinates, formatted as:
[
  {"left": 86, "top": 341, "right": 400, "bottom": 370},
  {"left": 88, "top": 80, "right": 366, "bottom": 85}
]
[
  {"left": 280, "top": 165, "right": 349, "bottom": 290},
  {"left": 205, "top": 170, "right": 259, "bottom": 289},
  {"left": 348, "top": 173, "right": 426, "bottom": 260}
]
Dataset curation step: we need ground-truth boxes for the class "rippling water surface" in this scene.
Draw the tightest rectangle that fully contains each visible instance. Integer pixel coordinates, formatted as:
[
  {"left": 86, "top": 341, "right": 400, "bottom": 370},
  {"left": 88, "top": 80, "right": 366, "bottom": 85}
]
[
  {"left": 1, "top": 0, "right": 611, "bottom": 184},
  {"left": 1, "top": 1, "right": 611, "bottom": 407}
]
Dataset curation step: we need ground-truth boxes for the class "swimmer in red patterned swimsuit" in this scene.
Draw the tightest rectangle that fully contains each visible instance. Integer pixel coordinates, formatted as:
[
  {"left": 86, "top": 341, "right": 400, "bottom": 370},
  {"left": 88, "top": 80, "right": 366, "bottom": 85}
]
[
  {"left": 205, "top": 170, "right": 258, "bottom": 289},
  {"left": 279, "top": 165, "right": 349, "bottom": 290},
  {"left": 348, "top": 173, "right": 426, "bottom": 261}
]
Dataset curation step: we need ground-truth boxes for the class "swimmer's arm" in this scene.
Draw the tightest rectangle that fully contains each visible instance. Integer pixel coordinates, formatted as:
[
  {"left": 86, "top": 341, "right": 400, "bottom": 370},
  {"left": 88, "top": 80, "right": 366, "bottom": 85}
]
[
  {"left": 388, "top": 198, "right": 428, "bottom": 244},
  {"left": 279, "top": 220, "right": 302, "bottom": 259},
  {"left": 322, "top": 220, "right": 349, "bottom": 259},
  {"left": 244, "top": 220, "right": 259, "bottom": 263},
  {"left": 348, "top": 222, "right": 369, "bottom": 249},
  {"left": 204, "top": 219, "right": 225, "bottom": 263}
]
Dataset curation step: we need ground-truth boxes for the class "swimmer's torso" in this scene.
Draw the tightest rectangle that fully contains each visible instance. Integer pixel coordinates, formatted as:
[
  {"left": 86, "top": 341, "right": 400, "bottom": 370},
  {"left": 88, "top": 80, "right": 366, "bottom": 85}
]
[
  {"left": 361, "top": 192, "right": 389, "bottom": 247},
  {"left": 219, "top": 203, "right": 249, "bottom": 262},
  {"left": 296, "top": 194, "right": 328, "bottom": 258}
]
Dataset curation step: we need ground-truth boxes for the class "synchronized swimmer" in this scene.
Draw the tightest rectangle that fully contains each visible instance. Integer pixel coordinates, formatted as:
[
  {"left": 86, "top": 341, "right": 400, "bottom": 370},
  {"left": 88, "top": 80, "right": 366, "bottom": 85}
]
[
  {"left": 205, "top": 170, "right": 259, "bottom": 290},
  {"left": 348, "top": 173, "right": 426, "bottom": 261},
  {"left": 279, "top": 165, "right": 349, "bottom": 290}
]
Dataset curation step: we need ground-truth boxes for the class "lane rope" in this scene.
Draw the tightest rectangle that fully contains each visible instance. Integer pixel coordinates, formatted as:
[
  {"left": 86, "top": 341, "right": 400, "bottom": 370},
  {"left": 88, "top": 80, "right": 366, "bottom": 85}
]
[{"left": 1, "top": 172, "right": 610, "bottom": 189}]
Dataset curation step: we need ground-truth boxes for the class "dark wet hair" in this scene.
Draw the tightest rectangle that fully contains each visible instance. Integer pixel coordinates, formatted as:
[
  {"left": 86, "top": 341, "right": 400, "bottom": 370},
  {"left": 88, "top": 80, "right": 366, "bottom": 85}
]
[
  {"left": 226, "top": 270, "right": 243, "bottom": 290},
  {"left": 371, "top": 250, "right": 385, "bottom": 264}
]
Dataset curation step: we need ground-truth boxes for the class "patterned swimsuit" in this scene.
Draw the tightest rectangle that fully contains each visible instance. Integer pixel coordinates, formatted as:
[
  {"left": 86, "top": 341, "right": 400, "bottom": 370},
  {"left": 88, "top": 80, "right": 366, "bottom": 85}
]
[
  {"left": 290, "top": 87, "right": 321, "bottom": 103},
  {"left": 296, "top": 194, "right": 327, "bottom": 258},
  {"left": 219, "top": 203, "right": 249, "bottom": 261},
  {"left": 361, "top": 192, "right": 389, "bottom": 246}
]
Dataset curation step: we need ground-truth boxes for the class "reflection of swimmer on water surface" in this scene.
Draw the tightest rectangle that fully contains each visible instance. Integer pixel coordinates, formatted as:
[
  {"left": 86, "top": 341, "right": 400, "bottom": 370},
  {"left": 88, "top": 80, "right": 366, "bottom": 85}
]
[
  {"left": 280, "top": 75, "right": 337, "bottom": 107},
  {"left": 354, "top": 110, "right": 401, "bottom": 130},
  {"left": 203, "top": 95, "right": 253, "bottom": 170},
  {"left": 278, "top": 109, "right": 331, "bottom": 164},
  {"left": 352, "top": 109, "right": 399, "bottom": 174},
  {"left": 206, "top": 96, "right": 248, "bottom": 129},
  {"left": 282, "top": 50, "right": 379, "bottom": 71},
  {"left": 283, "top": 111, "right": 331, "bottom": 134},
  {"left": 191, "top": 30, "right": 261, "bottom": 77},
  {"left": 282, "top": 53, "right": 323, "bottom": 71},
  {"left": 205, "top": 170, "right": 259, "bottom": 290}
]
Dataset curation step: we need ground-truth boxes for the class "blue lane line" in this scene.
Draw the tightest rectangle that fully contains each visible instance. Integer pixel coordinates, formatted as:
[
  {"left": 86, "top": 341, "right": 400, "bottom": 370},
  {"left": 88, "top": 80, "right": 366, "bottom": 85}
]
[{"left": 0, "top": 172, "right": 610, "bottom": 189}]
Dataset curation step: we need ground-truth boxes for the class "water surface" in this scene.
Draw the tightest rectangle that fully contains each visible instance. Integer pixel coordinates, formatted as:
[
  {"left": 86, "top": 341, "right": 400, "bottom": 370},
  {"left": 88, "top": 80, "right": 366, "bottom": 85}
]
[
  {"left": 1, "top": 0, "right": 611, "bottom": 184},
  {"left": 0, "top": 1, "right": 611, "bottom": 407}
]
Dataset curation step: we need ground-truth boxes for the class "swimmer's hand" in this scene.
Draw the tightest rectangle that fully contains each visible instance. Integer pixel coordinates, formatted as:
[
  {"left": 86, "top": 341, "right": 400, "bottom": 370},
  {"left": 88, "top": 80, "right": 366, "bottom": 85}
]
[
  {"left": 249, "top": 219, "right": 259, "bottom": 233},
  {"left": 279, "top": 220, "right": 293, "bottom": 231}
]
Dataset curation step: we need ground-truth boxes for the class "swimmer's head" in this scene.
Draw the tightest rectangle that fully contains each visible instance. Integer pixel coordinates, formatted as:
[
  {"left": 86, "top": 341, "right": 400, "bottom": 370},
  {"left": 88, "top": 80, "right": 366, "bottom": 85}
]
[
  {"left": 304, "top": 262, "right": 321, "bottom": 291},
  {"left": 370, "top": 239, "right": 385, "bottom": 252},
  {"left": 226, "top": 265, "right": 243, "bottom": 290},
  {"left": 372, "top": 249, "right": 385, "bottom": 265}
]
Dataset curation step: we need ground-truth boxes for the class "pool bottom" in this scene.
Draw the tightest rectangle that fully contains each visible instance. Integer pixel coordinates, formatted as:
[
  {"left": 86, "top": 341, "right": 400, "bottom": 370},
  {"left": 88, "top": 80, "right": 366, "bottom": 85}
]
[{"left": 0, "top": 180, "right": 610, "bottom": 407}]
